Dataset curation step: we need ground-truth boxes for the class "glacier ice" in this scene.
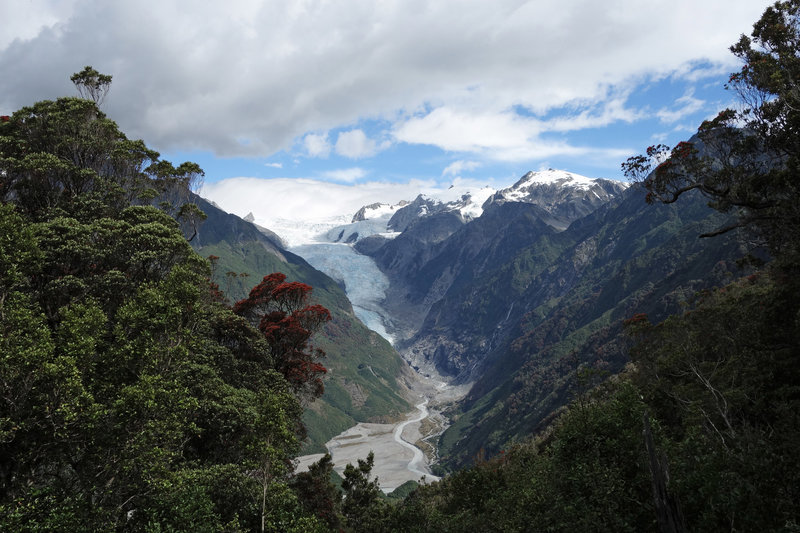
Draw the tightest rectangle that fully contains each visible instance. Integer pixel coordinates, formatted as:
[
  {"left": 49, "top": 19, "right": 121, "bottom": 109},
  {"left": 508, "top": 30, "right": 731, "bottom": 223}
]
[{"left": 291, "top": 242, "right": 395, "bottom": 344}]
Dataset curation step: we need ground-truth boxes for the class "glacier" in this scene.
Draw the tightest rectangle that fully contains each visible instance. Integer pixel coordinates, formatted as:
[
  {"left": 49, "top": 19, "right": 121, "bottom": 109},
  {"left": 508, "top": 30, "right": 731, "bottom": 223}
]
[
  {"left": 291, "top": 241, "right": 395, "bottom": 343},
  {"left": 210, "top": 182, "right": 500, "bottom": 346},
  {"left": 246, "top": 210, "right": 401, "bottom": 344}
]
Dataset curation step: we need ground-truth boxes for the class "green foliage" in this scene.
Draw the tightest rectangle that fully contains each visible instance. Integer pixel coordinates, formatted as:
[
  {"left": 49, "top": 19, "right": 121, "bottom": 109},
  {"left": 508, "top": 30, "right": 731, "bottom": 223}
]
[
  {"left": 629, "top": 273, "right": 800, "bottom": 531},
  {"left": 388, "top": 5, "right": 800, "bottom": 532},
  {"left": 616, "top": 7, "right": 800, "bottom": 526},
  {"left": 0, "top": 74, "right": 324, "bottom": 531},
  {"left": 301, "top": 401, "right": 357, "bottom": 454},
  {"left": 194, "top": 239, "right": 411, "bottom": 452},
  {"left": 437, "top": 190, "right": 743, "bottom": 470},
  {"left": 291, "top": 453, "right": 343, "bottom": 529},
  {"left": 385, "top": 480, "right": 419, "bottom": 501},
  {"left": 341, "top": 452, "right": 390, "bottom": 532},
  {"left": 0, "top": 76, "right": 204, "bottom": 226},
  {"left": 390, "top": 382, "right": 656, "bottom": 532},
  {"left": 623, "top": 0, "right": 800, "bottom": 268},
  {"left": 71, "top": 65, "right": 112, "bottom": 104}
]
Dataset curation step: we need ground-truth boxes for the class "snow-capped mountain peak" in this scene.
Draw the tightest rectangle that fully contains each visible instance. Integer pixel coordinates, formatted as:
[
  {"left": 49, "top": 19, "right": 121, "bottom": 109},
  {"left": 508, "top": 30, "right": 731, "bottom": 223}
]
[
  {"left": 484, "top": 169, "right": 629, "bottom": 230},
  {"left": 515, "top": 169, "right": 598, "bottom": 191},
  {"left": 351, "top": 201, "right": 409, "bottom": 223}
]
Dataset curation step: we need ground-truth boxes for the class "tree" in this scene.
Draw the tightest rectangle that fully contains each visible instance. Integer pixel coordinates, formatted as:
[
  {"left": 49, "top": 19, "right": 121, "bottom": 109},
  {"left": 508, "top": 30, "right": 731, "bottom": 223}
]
[
  {"left": 1, "top": 68, "right": 204, "bottom": 220},
  {"left": 619, "top": 6, "right": 800, "bottom": 527},
  {"left": 233, "top": 273, "right": 331, "bottom": 401},
  {"left": 622, "top": 0, "right": 800, "bottom": 265},
  {"left": 1, "top": 71, "right": 324, "bottom": 531},
  {"left": 70, "top": 66, "right": 112, "bottom": 105},
  {"left": 626, "top": 274, "right": 800, "bottom": 531},
  {"left": 341, "top": 452, "right": 388, "bottom": 532},
  {"left": 291, "top": 453, "right": 343, "bottom": 530}
]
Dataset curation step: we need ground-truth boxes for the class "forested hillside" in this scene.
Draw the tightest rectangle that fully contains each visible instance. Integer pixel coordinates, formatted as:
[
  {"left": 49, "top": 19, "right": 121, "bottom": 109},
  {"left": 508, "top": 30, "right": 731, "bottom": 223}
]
[
  {"left": 0, "top": 70, "right": 338, "bottom": 530},
  {"left": 380, "top": 2, "right": 800, "bottom": 530}
]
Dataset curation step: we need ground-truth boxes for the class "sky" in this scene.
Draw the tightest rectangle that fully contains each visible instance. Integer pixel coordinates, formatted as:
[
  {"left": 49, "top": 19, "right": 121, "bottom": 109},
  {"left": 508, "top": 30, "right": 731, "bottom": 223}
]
[{"left": 0, "top": 0, "right": 774, "bottom": 221}]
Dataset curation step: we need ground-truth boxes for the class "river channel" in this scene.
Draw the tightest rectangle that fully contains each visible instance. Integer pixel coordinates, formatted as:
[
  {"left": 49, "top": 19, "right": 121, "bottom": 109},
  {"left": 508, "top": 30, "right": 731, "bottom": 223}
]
[{"left": 290, "top": 237, "right": 452, "bottom": 491}]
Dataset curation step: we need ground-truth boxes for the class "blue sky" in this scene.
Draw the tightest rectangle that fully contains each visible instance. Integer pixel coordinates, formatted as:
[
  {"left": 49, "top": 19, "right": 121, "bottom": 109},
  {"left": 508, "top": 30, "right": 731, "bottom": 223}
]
[
  {"left": 0, "top": 0, "right": 774, "bottom": 217},
  {"left": 166, "top": 65, "right": 736, "bottom": 186}
]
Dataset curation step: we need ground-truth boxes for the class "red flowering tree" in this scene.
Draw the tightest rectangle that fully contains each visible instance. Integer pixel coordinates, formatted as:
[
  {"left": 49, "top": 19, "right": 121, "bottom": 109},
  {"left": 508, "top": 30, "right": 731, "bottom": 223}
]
[{"left": 233, "top": 272, "right": 331, "bottom": 401}]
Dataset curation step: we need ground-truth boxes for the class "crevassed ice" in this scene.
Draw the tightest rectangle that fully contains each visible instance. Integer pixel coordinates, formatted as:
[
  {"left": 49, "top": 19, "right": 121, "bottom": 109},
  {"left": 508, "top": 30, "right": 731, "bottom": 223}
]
[{"left": 291, "top": 242, "right": 395, "bottom": 344}]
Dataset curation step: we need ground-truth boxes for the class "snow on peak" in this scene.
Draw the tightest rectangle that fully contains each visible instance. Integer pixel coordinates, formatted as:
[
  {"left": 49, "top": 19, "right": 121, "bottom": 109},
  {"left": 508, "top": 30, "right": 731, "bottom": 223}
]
[
  {"left": 517, "top": 169, "right": 598, "bottom": 191},
  {"left": 419, "top": 185, "right": 497, "bottom": 221},
  {"left": 493, "top": 169, "right": 629, "bottom": 204},
  {"left": 352, "top": 201, "right": 408, "bottom": 223}
]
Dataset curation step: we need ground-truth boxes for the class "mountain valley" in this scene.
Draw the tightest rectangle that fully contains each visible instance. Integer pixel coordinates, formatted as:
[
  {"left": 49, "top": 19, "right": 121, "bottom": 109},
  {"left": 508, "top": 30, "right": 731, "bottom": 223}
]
[{"left": 201, "top": 168, "right": 746, "bottom": 473}]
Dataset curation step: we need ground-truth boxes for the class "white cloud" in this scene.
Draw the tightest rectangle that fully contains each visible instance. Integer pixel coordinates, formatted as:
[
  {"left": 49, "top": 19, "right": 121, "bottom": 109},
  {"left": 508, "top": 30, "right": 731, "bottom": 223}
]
[
  {"left": 335, "top": 129, "right": 377, "bottom": 158},
  {"left": 442, "top": 160, "right": 480, "bottom": 177},
  {"left": 394, "top": 106, "right": 634, "bottom": 162},
  {"left": 544, "top": 92, "right": 644, "bottom": 132},
  {"left": 656, "top": 89, "right": 706, "bottom": 124},
  {"left": 201, "top": 175, "right": 517, "bottom": 226},
  {"left": 264, "top": 162, "right": 283, "bottom": 168},
  {"left": 394, "top": 107, "right": 541, "bottom": 156},
  {"left": 0, "top": 0, "right": 772, "bottom": 160},
  {"left": 202, "top": 177, "right": 433, "bottom": 222},
  {"left": 319, "top": 167, "right": 367, "bottom": 183},
  {"left": 303, "top": 133, "right": 331, "bottom": 158},
  {"left": 0, "top": 0, "right": 80, "bottom": 49}
]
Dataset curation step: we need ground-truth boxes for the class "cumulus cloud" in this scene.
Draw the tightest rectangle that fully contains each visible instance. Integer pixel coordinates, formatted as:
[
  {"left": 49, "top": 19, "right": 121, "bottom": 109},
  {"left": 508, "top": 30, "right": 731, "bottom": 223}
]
[
  {"left": 319, "top": 167, "right": 368, "bottom": 183},
  {"left": 0, "top": 0, "right": 772, "bottom": 162},
  {"left": 335, "top": 129, "right": 377, "bottom": 158},
  {"left": 394, "top": 106, "right": 633, "bottom": 162},
  {"left": 0, "top": 0, "right": 80, "bottom": 49},
  {"left": 202, "top": 177, "right": 432, "bottom": 222},
  {"left": 303, "top": 133, "right": 331, "bottom": 158},
  {"left": 201, "top": 175, "right": 510, "bottom": 226},
  {"left": 394, "top": 107, "right": 540, "bottom": 155},
  {"left": 442, "top": 160, "right": 480, "bottom": 177},
  {"left": 656, "top": 89, "right": 706, "bottom": 124}
]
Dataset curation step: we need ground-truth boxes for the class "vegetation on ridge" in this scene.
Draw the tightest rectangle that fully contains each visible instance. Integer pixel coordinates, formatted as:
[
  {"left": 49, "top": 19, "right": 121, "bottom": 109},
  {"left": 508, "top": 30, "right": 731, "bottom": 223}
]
[
  {"left": 383, "top": 2, "right": 799, "bottom": 531},
  {"left": 0, "top": 69, "right": 333, "bottom": 530},
  {"left": 2, "top": 0, "right": 799, "bottom": 530}
]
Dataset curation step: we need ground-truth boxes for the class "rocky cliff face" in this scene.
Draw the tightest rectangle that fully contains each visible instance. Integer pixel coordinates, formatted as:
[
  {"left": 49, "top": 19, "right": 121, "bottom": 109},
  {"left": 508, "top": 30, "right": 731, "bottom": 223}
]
[
  {"left": 432, "top": 186, "right": 746, "bottom": 469},
  {"left": 344, "top": 169, "right": 744, "bottom": 472}
]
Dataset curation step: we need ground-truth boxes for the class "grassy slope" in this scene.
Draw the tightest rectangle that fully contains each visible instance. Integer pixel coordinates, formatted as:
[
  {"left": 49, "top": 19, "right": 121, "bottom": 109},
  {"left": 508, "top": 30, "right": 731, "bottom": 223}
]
[{"left": 194, "top": 236, "right": 411, "bottom": 454}]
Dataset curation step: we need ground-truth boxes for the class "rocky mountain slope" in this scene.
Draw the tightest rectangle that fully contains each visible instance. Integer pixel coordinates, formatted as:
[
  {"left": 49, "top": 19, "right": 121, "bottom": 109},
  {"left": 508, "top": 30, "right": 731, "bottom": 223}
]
[
  {"left": 485, "top": 169, "right": 627, "bottom": 229},
  {"left": 432, "top": 186, "right": 745, "bottom": 469},
  {"left": 346, "top": 170, "right": 744, "bottom": 471},
  {"left": 354, "top": 170, "right": 628, "bottom": 351}
]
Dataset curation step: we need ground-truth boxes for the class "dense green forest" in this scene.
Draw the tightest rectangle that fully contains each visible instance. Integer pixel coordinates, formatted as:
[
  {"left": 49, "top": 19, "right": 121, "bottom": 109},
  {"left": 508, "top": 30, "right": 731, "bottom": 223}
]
[
  {"left": 0, "top": 69, "right": 340, "bottom": 530},
  {"left": 2, "top": 1, "right": 799, "bottom": 531}
]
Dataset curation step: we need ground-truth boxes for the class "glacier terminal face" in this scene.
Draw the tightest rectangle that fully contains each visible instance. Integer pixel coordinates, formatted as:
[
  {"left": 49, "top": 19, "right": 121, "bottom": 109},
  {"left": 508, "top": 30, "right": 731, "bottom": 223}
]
[{"left": 291, "top": 242, "right": 395, "bottom": 343}]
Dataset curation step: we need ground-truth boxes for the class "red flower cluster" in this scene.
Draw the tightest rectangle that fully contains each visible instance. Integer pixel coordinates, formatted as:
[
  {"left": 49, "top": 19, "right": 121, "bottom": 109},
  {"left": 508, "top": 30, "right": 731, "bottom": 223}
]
[
  {"left": 623, "top": 313, "right": 649, "bottom": 327},
  {"left": 233, "top": 272, "right": 331, "bottom": 398}
]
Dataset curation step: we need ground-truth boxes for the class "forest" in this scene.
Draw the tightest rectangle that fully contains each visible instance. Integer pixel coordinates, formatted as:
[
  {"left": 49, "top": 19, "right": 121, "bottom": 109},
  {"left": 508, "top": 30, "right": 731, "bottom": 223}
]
[{"left": 1, "top": 1, "right": 799, "bottom": 531}]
